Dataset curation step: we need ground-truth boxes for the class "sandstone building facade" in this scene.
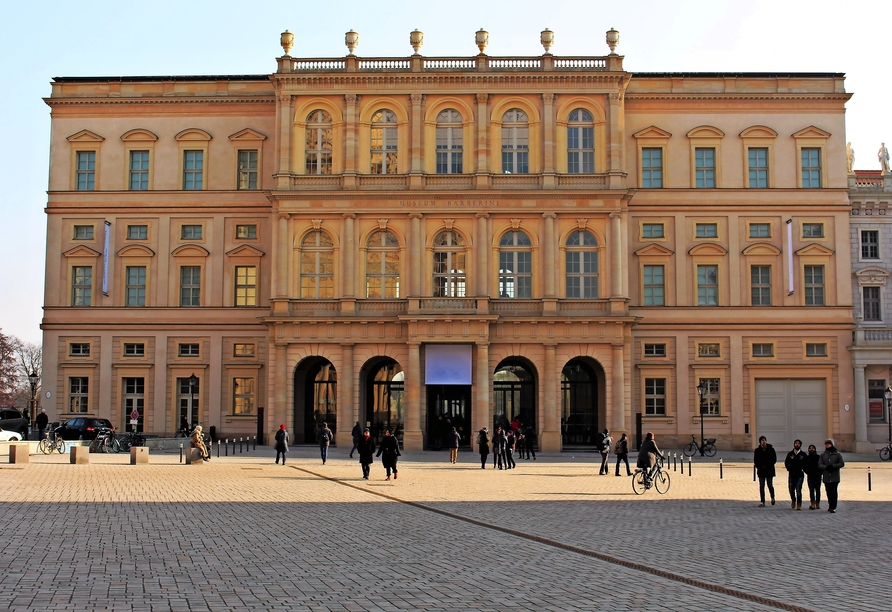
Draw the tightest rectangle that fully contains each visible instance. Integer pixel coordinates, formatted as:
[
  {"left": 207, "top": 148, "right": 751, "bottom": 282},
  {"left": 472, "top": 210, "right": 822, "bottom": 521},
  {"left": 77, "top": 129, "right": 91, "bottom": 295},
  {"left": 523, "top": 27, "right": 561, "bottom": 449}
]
[{"left": 41, "top": 30, "right": 856, "bottom": 451}]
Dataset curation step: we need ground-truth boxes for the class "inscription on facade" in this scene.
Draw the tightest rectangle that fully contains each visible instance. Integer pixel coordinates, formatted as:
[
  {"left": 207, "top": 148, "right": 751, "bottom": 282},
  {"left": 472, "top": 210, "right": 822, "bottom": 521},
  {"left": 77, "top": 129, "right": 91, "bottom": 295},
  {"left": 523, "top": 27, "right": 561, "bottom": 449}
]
[{"left": 399, "top": 199, "right": 497, "bottom": 208}]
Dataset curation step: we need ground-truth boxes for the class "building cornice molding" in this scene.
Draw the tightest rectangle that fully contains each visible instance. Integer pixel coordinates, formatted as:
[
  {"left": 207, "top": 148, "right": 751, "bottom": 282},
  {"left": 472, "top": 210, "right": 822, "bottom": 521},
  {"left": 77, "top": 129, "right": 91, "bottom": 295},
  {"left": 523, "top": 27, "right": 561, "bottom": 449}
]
[
  {"left": 44, "top": 97, "right": 275, "bottom": 107},
  {"left": 626, "top": 93, "right": 852, "bottom": 102}
]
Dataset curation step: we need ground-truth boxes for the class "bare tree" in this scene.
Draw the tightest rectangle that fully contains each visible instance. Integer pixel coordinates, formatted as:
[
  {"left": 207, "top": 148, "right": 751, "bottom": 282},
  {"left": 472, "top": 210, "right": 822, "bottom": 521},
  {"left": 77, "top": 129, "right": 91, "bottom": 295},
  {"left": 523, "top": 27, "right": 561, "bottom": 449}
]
[
  {"left": 0, "top": 330, "right": 19, "bottom": 406},
  {"left": 15, "top": 340, "right": 42, "bottom": 417}
]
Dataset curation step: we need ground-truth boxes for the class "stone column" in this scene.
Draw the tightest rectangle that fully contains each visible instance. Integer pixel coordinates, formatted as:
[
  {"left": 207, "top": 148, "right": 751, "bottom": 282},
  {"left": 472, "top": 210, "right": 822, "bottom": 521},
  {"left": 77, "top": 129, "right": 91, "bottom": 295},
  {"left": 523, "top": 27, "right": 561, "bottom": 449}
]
[
  {"left": 541, "top": 93, "right": 556, "bottom": 188},
  {"left": 276, "top": 341, "right": 288, "bottom": 434},
  {"left": 410, "top": 213, "right": 423, "bottom": 298},
  {"left": 540, "top": 343, "right": 560, "bottom": 451},
  {"left": 543, "top": 213, "right": 556, "bottom": 298},
  {"left": 612, "top": 342, "right": 625, "bottom": 433},
  {"left": 475, "top": 343, "right": 491, "bottom": 432},
  {"left": 344, "top": 94, "right": 358, "bottom": 188},
  {"left": 409, "top": 93, "right": 424, "bottom": 173},
  {"left": 476, "top": 212, "right": 489, "bottom": 297},
  {"left": 276, "top": 93, "right": 293, "bottom": 189},
  {"left": 609, "top": 212, "right": 623, "bottom": 298},
  {"left": 853, "top": 365, "right": 872, "bottom": 453},
  {"left": 475, "top": 93, "right": 490, "bottom": 188},
  {"left": 404, "top": 342, "right": 423, "bottom": 450},
  {"left": 275, "top": 213, "right": 289, "bottom": 296},
  {"left": 338, "top": 343, "right": 354, "bottom": 448}
]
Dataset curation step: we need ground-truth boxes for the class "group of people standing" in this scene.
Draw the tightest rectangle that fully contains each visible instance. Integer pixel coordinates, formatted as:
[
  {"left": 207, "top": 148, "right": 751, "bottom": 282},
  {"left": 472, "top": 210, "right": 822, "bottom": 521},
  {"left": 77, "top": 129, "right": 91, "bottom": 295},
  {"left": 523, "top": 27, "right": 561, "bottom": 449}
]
[
  {"left": 476, "top": 423, "right": 537, "bottom": 469},
  {"left": 753, "top": 436, "right": 846, "bottom": 512}
]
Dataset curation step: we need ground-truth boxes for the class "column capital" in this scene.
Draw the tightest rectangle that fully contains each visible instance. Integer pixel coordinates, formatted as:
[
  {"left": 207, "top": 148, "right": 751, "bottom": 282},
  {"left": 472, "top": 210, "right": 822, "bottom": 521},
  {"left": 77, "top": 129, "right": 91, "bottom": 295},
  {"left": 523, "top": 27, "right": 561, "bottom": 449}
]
[
  {"left": 542, "top": 212, "right": 557, "bottom": 220},
  {"left": 476, "top": 212, "right": 490, "bottom": 219},
  {"left": 342, "top": 212, "right": 356, "bottom": 220},
  {"left": 408, "top": 212, "right": 423, "bottom": 220},
  {"left": 344, "top": 93, "right": 359, "bottom": 105},
  {"left": 409, "top": 93, "right": 425, "bottom": 105},
  {"left": 476, "top": 93, "right": 489, "bottom": 104},
  {"left": 277, "top": 92, "right": 293, "bottom": 105},
  {"left": 541, "top": 92, "right": 556, "bottom": 103},
  {"left": 277, "top": 212, "right": 291, "bottom": 220}
]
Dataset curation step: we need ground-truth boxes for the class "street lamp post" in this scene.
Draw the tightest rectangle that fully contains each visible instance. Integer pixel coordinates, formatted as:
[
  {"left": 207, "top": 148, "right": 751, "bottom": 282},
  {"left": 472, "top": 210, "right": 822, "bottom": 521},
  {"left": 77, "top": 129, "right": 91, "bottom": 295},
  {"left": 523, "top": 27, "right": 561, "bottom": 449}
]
[
  {"left": 885, "top": 386, "right": 892, "bottom": 445},
  {"left": 188, "top": 373, "right": 198, "bottom": 428},
  {"left": 696, "top": 381, "right": 706, "bottom": 456},
  {"left": 27, "top": 370, "right": 39, "bottom": 434}
]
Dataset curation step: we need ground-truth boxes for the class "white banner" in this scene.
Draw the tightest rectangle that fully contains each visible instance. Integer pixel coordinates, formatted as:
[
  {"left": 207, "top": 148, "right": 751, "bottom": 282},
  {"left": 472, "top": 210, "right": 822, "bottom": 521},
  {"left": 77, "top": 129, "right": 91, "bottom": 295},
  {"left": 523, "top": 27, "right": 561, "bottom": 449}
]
[
  {"left": 102, "top": 220, "right": 111, "bottom": 295},
  {"left": 786, "top": 219, "right": 793, "bottom": 295}
]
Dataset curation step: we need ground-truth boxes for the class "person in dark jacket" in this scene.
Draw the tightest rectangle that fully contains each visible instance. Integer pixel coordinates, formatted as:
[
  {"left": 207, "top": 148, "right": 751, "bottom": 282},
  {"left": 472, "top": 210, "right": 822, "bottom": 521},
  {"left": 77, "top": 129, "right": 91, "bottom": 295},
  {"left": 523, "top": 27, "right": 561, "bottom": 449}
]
[
  {"left": 505, "top": 429, "right": 517, "bottom": 469},
  {"left": 350, "top": 421, "right": 362, "bottom": 459},
  {"left": 318, "top": 422, "right": 334, "bottom": 465},
  {"left": 274, "top": 423, "right": 289, "bottom": 465},
  {"left": 614, "top": 433, "right": 632, "bottom": 476},
  {"left": 477, "top": 427, "right": 490, "bottom": 469},
  {"left": 754, "top": 436, "right": 777, "bottom": 507},
  {"left": 357, "top": 428, "right": 376, "bottom": 480},
  {"left": 636, "top": 432, "right": 663, "bottom": 478},
  {"left": 36, "top": 409, "right": 49, "bottom": 440},
  {"left": 491, "top": 426, "right": 508, "bottom": 469},
  {"left": 446, "top": 426, "right": 461, "bottom": 464},
  {"left": 784, "top": 439, "right": 807, "bottom": 510},
  {"left": 524, "top": 425, "right": 536, "bottom": 460},
  {"left": 804, "top": 444, "right": 823, "bottom": 509},
  {"left": 598, "top": 429, "right": 612, "bottom": 475},
  {"left": 818, "top": 438, "right": 845, "bottom": 513},
  {"left": 376, "top": 427, "right": 401, "bottom": 480}
]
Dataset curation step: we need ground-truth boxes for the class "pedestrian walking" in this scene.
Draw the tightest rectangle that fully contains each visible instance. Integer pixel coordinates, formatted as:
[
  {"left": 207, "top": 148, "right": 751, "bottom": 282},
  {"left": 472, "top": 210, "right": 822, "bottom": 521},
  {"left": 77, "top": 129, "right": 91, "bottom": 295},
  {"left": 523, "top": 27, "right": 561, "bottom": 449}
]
[
  {"left": 804, "top": 444, "right": 823, "bottom": 509},
  {"left": 492, "top": 426, "right": 508, "bottom": 469},
  {"left": 274, "top": 424, "right": 289, "bottom": 465},
  {"left": 505, "top": 428, "right": 517, "bottom": 469},
  {"left": 357, "top": 428, "right": 376, "bottom": 480},
  {"left": 446, "top": 426, "right": 461, "bottom": 464},
  {"left": 818, "top": 438, "right": 845, "bottom": 513},
  {"left": 477, "top": 427, "right": 490, "bottom": 469},
  {"left": 754, "top": 435, "right": 777, "bottom": 507},
  {"left": 614, "top": 433, "right": 632, "bottom": 476},
  {"left": 350, "top": 421, "right": 362, "bottom": 458},
  {"left": 318, "top": 421, "right": 334, "bottom": 465},
  {"left": 784, "top": 439, "right": 807, "bottom": 510},
  {"left": 376, "top": 427, "right": 401, "bottom": 480},
  {"left": 597, "top": 428, "right": 612, "bottom": 475},
  {"left": 36, "top": 408, "right": 49, "bottom": 440},
  {"left": 524, "top": 425, "right": 536, "bottom": 460}
]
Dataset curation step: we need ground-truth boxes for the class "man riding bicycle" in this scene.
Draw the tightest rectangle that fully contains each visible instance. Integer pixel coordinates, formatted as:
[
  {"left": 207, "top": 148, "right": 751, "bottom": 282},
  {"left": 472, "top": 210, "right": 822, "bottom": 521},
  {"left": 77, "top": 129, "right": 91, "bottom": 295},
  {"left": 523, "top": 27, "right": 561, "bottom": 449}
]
[{"left": 636, "top": 432, "right": 664, "bottom": 481}]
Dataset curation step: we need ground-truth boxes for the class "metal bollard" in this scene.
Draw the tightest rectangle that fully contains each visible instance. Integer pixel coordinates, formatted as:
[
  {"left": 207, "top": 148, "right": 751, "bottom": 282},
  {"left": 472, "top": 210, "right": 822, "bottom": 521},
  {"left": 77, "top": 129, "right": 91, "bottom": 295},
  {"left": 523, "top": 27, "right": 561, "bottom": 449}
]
[
  {"left": 217, "top": 439, "right": 221, "bottom": 458},
  {"left": 868, "top": 466, "right": 872, "bottom": 491},
  {"left": 720, "top": 458, "right": 723, "bottom": 479},
  {"left": 753, "top": 465, "right": 756, "bottom": 482},
  {"left": 688, "top": 457, "right": 692, "bottom": 476},
  {"left": 179, "top": 443, "right": 183, "bottom": 464},
  {"left": 232, "top": 438, "right": 236, "bottom": 455},
  {"left": 240, "top": 437, "right": 243, "bottom": 453},
  {"left": 225, "top": 439, "right": 229, "bottom": 456},
  {"left": 673, "top": 453, "right": 677, "bottom": 471},
  {"left": 253, "top": 435, "right": 256, "bottom": 451}
]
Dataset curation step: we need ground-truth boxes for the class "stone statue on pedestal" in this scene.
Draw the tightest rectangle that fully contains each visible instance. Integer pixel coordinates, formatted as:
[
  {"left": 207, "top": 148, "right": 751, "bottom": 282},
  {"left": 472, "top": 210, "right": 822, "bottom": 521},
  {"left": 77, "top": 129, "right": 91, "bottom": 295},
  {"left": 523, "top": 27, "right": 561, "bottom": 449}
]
[
  {"left": 846, "top": 142, "right": 855, "bottom": 174},
  {"left": 879, "top": 142, "right": 891, "bottom": 174}
]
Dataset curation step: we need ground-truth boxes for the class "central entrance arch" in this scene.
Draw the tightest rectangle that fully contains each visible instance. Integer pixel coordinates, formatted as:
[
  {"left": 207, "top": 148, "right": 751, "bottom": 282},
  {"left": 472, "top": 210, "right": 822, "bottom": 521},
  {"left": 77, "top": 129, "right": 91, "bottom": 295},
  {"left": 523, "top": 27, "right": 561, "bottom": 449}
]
[
  {"left": 426, "top": 385, "right": 472, "bottom": 449},
  {"left": 493, "top": 358, "right": 537, "bottom": 432},
  {"left": 561, "top": 358, "right": 603, "bottom": 448},
  {"left": 293, "top": 357, "right": 337, "bottom": 444},
  {"left": 361, "top": 357, "right": 405, "bottom": 446}
]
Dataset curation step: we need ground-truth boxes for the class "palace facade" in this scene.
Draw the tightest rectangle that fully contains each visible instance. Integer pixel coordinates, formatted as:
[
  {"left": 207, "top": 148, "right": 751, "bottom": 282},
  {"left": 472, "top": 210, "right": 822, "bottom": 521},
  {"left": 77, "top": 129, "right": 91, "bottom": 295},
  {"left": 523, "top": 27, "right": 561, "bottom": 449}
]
[{"left": 40, "top": 29, "right": 857, "bottom": 451}]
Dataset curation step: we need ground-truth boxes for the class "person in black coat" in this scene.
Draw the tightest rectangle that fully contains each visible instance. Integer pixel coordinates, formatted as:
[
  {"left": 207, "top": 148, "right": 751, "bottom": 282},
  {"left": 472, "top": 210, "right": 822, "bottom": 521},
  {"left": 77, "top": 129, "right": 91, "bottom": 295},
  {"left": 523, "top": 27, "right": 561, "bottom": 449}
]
[
  {"left": 376, "top": 427, "right": 401, "bottom": 480},
  {"left": 784, "top": 439, "right": 807, "bottom": 510},
  {"left": 477, "top": 427, "right": 490, "bottom": 469},
  {"left": 804, "top": 444, "right": 823, "bottom": 509},
  {"left": 754, "top": 435, "right": 777, "bottom": 507},
  {"left": 357, "top": 428, "right": 376, "bottom": 480},
  {"left": 274, "top": 423, "right": 289, "bottom": 465},
  {"left": 614, "top": 433, "right": 632, "bottom": 476},
  {"left": 350, "top": 421, "right": 362, "bottom": 459}
]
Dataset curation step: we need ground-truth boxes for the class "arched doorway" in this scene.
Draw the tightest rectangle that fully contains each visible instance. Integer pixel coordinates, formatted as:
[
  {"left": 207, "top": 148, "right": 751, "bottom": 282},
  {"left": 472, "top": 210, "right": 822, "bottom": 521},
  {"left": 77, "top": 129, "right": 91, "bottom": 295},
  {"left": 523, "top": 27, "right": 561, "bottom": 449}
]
[
  {"left": 293, "top": 357, "right": 337, "bottom": 444},
  {"left": 493, "top": 359, "right": 537, "bottom": 433},
  {"left": 561, "top": 359, "right": 599, "bottom": 448},
  {"left": 362, "top": 358, "right": 405, "bottom": 446}
]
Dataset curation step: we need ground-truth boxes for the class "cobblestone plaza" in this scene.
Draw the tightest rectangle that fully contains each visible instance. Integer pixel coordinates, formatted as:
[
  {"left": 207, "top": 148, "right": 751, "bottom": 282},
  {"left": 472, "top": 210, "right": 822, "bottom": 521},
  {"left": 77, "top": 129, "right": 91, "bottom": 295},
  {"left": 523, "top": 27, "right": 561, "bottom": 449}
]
[{"left": 1, "top": 447, "right": 888, "bottom": 611}]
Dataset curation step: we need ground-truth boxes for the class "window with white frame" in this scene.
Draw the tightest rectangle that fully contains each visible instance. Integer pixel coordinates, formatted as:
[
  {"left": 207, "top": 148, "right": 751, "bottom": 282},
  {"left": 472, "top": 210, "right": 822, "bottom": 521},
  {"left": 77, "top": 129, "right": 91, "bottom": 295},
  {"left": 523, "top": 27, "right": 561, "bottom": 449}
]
[
  {"left": 72, "top": 266, "right": 92, "bottom": 306},
  {"left": 181, "top": 224, "right": 202, "bottom": 240},
  {"left": 432, "top": 231, "right": 466, "bottom": 297},
  {"left": 129, "top": 151, "right": 149, "bottom": 190},
  {"left": 861, "top": 230, "right": 880, "bottom": 259},
  {"left": 751, "top": 265, "right": 771, "bottom": 306},
  {"left": 698, "top": 377, "right": 720, "bottom": 415},
  {"left": 643, "top": 265, "right": 664, "bottom": 306},
  {"left": 641, "top": 148, "right": 662, "bottom": 188},
  {"left": 122, "top": 377, "right": 144, "bottom": 423},
  {"left": 178, "top": 343, "right": 200, "bottom": 357},
  {"left": 801, "top": 148, "right": 821, "bottom": 188},
  {"left": 233, "top": 343, "right": 255, "bottom": 357},
  {"left": 370, "top": 110, "right": 398, "bottom": 174},
  {"left": 805, "top": 343, "right": 827, "bottom": 357},
  {"left": 749, "top": 223, "right": 771, "bottom": 238},
  {"left": 436, "top": 109, "right": 463, "bottom": 174},
  {"left": 306, "top": 110, "right": 333, "bottom": 175},
  {"left": 802, "top": 223, "right": 824, "bottom": 238},
  {"left": 233, "top": 377, "right": 255, "bottom": 414},
  {"left": 183, "top": 150, "right": 203, "bottom": 190},
  {"left": 237, "top": 150, "right": 258, "bottom": 189},
  {"left": 235, "top": 266, "right": 257, "bottom": 306},
  {"left": 695, "top": 223, "right": 718, "bottom": 238},
  {"left": 76, "top": 151, "right": 96, "bottom": 190},
  {"left": 69, "top": 377, "right": 89, "bottom": 412},
  {"left": 125, "top": 266, "right": 146, "bottom": 307},
  {"left": 69, "top": 343, "right": 90, "bottom": 356},
  {"left": 644, "top": 378, "right": 666, "bottom": 415},
  {"left": 567, "top": 108, "right": 594, "bottom": 174},
  {"left": 697, "top": 265, "right": 718, "bottom": 306},
  {"left": 73, "top": 225, "right": 94, "bottom": 240},
  {"left": 499, "top": 231, "right": 533, "bottom": 299},
  {"left": 180, "top": 266, "right": 200, "bottom": 307},
  {"left": 642, "top": 223, "right": 664, "bottom": 239},
  {"left": 127, "top": 225, "right": 148, "bottom": 240},
  {"left": 698, "top": 343, "right": 720, "bottom": 357},
  {"left": 565, "top": 230, "right": 598, "bottom": 299},
  {"left": 236, "top": 224, "right": 257, "bottom": 240},
  {"left": 300, "top": 230, "right": 334, "bottom": 299},
  {"left": 123, "top": 343, "right": 144, "bottom": 357},
  {"left": 366, "top": 230, "right": 400, "bottom": 298},
  {"left": 804, "top": 265, "right": 824, "bottom": 305},
  {"left": 643, "top": 343, "right": 666, "bottom": 357},
  {"left": 752, "top": 343, "right": 774, "bottom": 357},
  {"left": 748, "top": 148, "right": 768, "bottom": 188},
  {"left": 694, "top": 148, "right": 716, "bottom": 188},
  {"left": 501, "top": 109, "right": 529, "bottom": 174}
]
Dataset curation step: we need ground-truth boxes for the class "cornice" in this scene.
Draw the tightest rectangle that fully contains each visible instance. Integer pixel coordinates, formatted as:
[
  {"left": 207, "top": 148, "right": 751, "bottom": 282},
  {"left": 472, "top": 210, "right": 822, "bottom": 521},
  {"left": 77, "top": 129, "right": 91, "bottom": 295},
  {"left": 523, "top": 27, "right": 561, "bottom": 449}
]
[
  {"left": 626, "top": 93, "right": 852, "bottom": 102},
  {"left": 272, "top": 73, "right": 629, "bottom": 90},
  {"left": 44, "top": 97, "right": 275, "bottom": 107}
]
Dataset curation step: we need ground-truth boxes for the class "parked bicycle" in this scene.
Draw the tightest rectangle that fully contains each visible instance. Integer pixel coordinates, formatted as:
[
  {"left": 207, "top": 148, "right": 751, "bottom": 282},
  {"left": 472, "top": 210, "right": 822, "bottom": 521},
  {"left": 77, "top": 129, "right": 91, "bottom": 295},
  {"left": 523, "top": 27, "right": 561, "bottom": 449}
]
[
  {"left": 632, "top": 457, "right": 670, "bottom": 495},
  {"left": 174, "top": 425, "right": 191, "bottom": 438},
  {"left": 682, "top": 434, "right": 717, "bottom": 457},
  {"left": 38, "top": 430, "right": 66, "bottom": 454},
  {"left": 89, "top": 428, "right": 120, "bottom": 453},
  {"left": 117, "top": 430, "right": 146, "bottom": 452},
  {"left": 879, "top": 441, "right": 892, "bottom": 461}
]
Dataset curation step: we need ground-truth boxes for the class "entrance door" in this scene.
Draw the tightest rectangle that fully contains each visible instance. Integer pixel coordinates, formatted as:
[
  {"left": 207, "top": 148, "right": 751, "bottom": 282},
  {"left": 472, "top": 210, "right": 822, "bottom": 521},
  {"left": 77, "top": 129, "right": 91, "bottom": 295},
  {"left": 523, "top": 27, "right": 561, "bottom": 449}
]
[
  {"left": 176, "top": 377, "right": 199, "bottom": 430},
  {"left": 755, "top": 379, "right": 826, "bottom": 450},
  {"left": 493, "top": 360, "right": 536, "bottom": 433},
  {"left": 365, "top": 360, "right": 405, "bottom": 446},
  {"left": 561, "top": 361, "right": 597, "bottom": 447},
  {"left": 427, "top": 385, "right": 472, "bottom": 449},
  {"left": 294, "top": 359, "right": 337, "bottom": 444}
]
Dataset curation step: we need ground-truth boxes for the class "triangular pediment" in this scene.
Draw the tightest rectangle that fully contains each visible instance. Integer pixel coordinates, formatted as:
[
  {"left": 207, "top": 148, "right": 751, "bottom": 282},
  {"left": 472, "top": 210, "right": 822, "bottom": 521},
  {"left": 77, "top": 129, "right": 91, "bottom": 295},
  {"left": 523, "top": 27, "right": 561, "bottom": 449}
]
[
  {"left": 171, "top": 244, "right": 210, "bottom": 257},
  {"left": 740, "top": 125, "right": 778, "bottom": 138},
  {"left": 635, "top": 243, "right": 675, "bottom": 256},
  {"left": 688, "top": 243, "right": 728, "bottom": 256},
  {"left": 226, "top": 244, "right": 265, "bottom": 257},
  {"left": 66, "top": 129, "right": 105, "bottom": 143},
  {"left": 795, "top": 243, "right": 834, "bottom": 256},
  {"left": 116, "top": 244, "right": 155, "bottom": 257},
  {"left": 228, "top": 128, "right": 267, "bottom": 141},
  {"left": 742, "top": 243, "right": 781, "bottom": 256},
  {"left": 174, "top": 128, "right": 212, "bottom": 141},
  {"left": 632, "top": 125, "right": 672, "bottom": 139},
  {"left": 121, "top": 128, "right": 158, "bottom": 142},
  {"left": 687, "top": 125, "right": 725, "bottom": 139},
  {"left": 62, "top": 245, "right": 102, "bottom": 258},
  {"left": 792, "top": 126, "right": 831, "bottom": 139}
]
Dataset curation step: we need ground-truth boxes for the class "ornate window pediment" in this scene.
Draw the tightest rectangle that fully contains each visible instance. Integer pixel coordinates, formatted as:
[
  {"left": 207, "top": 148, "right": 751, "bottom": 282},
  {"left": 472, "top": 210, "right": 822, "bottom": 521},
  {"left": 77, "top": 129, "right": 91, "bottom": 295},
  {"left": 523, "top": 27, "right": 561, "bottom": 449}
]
[
  {"left": 688, "top": 243, "right": 728, "bottom": 256},
  {"left": 116, "top": 244, "right": 155, "bottom": 257},
  {"left": 63, "top": 245, "right": 102, "bottom": 258},
  {"left": 795, "top": 243, "right": 834, "bottom": 257},
  {"left": 855, "top": 267, "right": 890, "bottom": 286},
  {"left": 171, "top": 245, "right": 210, "bottom": 257},
  {"left": 739, "top": 126, "right": 777, "bottom": 139},
  {"left": 226, "top": 244, "right": 265, "bottom": 257},
  {"left": 686, "top": 125, "right": 725, "bottom": 139},
  {"left": 741, "top": 243, "right": 781, "bottom": 256},
  {"left": 67, "top": 129, "right": 105, "bottom": 143},
  {"left": 635, "top": 243, "right": 674, "bottom": 257},
  {"left": 121, "top": 129, "right": 158, "bottom": 142},
  {"left": 633, "top": 125, "right": 672, "bottom": 139},
  {"left": 792, "top": 126, "right": 831, "bottom": 139},
  {"left": 228, "top": 128, "right": 267, "bottom": 142},
  {"left": 174, "top": 128, "right": 212, "bottom": 142}
]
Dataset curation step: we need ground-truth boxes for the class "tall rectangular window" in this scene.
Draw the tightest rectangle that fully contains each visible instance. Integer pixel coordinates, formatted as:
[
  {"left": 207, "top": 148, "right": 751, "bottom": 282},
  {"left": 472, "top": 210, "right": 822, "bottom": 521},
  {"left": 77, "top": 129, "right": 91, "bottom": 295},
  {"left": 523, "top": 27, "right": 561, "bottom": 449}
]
[
  {"left": 641, "top": 148, "right": 663, "bottom": 188},
  {"left": 69, "top": 377, "right": 89, "bottom": 412},
  {"left": 801, "top": 148, "right": 821, "bottom": 188},
  {"left": 72, "top": 266, "right": 92, "bottom": 306},
  {"left": 748, "top": 148, "right": 768, "bottom": 188},
  {"left": 233, "top": 377, "right": 255, "bottom": 414},
  {"left": 868, "top": 379, "right": 887, "bottom": 423},
  {"left": 695, "top": 223, "right": 718, "bottom": 238},
  {"left": 751, "top": 265, "right": 771, "bottom": 306},
  {"left": 642, "top": 223, "right": 664, "bottom": 238},
  {"left": 804, "top": 265, "right": 825, "bottom": 306},
  {"left": 180, "top": 266, "right": 201, "bottom": 307},
  {"left": 76, "top": 151, "right": 96, "bottom": 190},
  {"left": 644, "top": 378, "right": 666, "bottom": 415},
  {"left": 129, "top": 151, "right": 149, "bottom": 190},
  {"left": 125, "top": 266, "right": 146, "bottom": 307},
  {"left": 235, "top": 266, "right": 257, "bottom": 306},
  {"left": 695, "top": 148, "right": 715, "bottom": 188},
  {"left": 237, "top": 150, "right": 258, "bottom": 190},
  {"left": 863, "top": 286, "right": 882, "bottom": 321},
  {"left": 183, "top": 150, "right": 203, "bottom": 190},
  {"left": 643, "top": 265, "right": 665, "bottom": 306},
  {"left": 861, "top": 230, "right": 880, "bottom": 259},
  {"left": 698, "top": 378, "right": 720, "bottom": 415},
  {"left": 122, "top": 378, "right": 145, "bottom": 426},
  {"left": 697, "top": 265, "right": 718, "bottom": 306}
]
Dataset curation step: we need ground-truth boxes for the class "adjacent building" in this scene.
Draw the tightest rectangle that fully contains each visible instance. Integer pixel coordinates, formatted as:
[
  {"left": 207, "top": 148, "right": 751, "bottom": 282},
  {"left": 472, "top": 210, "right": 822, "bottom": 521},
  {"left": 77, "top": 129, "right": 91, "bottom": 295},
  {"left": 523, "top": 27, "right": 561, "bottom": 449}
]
[{"left": 40, "top": 29, "right": 856, "bottom": 451}]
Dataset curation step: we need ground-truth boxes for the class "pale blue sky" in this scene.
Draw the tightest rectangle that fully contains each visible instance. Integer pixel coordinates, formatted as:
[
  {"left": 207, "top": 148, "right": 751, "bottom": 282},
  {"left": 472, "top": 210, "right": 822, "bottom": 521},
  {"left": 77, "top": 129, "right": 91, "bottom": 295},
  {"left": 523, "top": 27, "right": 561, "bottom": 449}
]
[{"left": 1, "top": 0, "right": 888, "bottom": 344}]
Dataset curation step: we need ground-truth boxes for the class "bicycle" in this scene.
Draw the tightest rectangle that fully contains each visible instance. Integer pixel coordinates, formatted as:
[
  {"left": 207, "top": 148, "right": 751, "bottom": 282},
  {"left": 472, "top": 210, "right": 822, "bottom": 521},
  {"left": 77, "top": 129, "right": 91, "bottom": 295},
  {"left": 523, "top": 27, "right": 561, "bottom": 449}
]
[
  {"left": 632, "top": 457, "right": 670, "bottom": 495},
  {"left": 174, "top": 425, "right": 191, "bottom": 438},
  {"left": 117, "top": 430, "right": 146, "bottom": 452},
  {"left": 879, "top": 441, "right": 892, "bottom": 461},
  {"left": 38, "top": 430, "right": 66, "bottom": 454},
  {"left": 682, "top": 434, "right": 717, "bottom": 457},
  {"left": 89, "top": 428, "right": 118, "bottom": 453}
]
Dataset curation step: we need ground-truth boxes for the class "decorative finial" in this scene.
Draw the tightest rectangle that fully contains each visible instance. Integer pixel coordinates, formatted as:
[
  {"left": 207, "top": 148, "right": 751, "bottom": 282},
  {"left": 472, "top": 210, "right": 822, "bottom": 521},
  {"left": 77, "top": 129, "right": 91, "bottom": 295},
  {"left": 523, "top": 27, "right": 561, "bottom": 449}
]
[
  {"left": 540, "top": 28, "right": 554, "bottom": 54},
  {"left": 475, "top": 28, "right": 489, "bottom": 55},
  {"left": 345, "top": 29, "right": 359, "bottom": 56},
  {"left": 280, "top": 30, "right": 294, "bottom": 56},
  {"left": 606, "top": 28, "right": 620, "bottom": 55},
  {"left": 410, "top": 29, "right": 424, "bottom": 55}
]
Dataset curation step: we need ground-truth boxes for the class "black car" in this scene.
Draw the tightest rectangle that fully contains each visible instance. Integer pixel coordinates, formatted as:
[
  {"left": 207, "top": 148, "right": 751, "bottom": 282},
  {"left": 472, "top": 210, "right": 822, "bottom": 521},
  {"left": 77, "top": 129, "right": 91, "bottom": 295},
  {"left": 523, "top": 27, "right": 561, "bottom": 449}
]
[
  {"left": 54, "top": 417, "right": 115, "bottom": 441},
  {"left": 0, "top": 408, "right": 29, "bottom": 438}
]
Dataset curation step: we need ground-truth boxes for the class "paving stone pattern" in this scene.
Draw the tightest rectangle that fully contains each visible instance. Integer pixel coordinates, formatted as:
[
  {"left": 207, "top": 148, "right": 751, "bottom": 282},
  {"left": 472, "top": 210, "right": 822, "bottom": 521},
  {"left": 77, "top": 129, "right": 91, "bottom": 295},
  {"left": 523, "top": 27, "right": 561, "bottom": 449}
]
[{"left": 0, "top": 446, "right": 888, "bottom": 611}]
